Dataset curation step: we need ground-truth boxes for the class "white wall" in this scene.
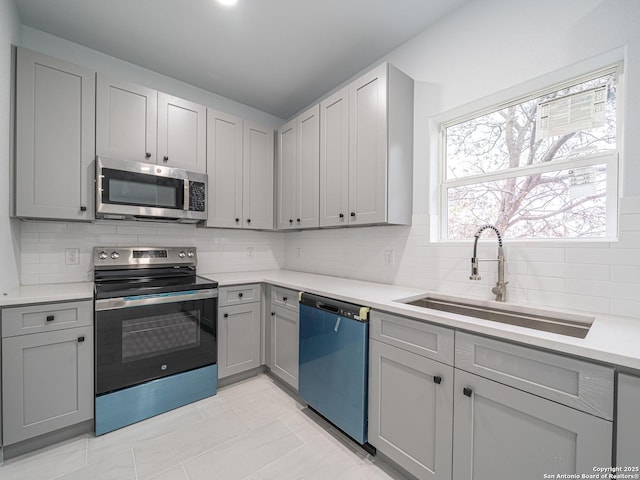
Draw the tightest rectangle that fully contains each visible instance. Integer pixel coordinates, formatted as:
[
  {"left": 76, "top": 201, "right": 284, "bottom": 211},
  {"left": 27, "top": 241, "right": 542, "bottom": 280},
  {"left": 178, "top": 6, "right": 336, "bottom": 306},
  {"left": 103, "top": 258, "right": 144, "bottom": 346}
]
[
  {"left": 0, "top": 0, "right": 21, "bottom": 293},
  {"left": 285, "top": 0, "right": 640, "bottom": 320}
]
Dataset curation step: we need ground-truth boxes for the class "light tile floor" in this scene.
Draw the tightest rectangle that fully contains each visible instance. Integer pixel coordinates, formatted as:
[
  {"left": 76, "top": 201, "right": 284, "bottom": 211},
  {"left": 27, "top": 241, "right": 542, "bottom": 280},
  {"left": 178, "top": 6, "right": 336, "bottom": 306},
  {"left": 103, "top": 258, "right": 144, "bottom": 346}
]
[{"left": 0, "top": 374, "right": 410, "bottom": 480}]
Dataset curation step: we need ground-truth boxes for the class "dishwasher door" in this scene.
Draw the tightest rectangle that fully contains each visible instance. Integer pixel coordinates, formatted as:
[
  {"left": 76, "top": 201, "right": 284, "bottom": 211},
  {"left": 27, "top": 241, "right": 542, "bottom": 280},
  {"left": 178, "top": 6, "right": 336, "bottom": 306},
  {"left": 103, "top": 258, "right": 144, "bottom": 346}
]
[{"left": 298, "top": 294, "right": 369, "bottom": 444}]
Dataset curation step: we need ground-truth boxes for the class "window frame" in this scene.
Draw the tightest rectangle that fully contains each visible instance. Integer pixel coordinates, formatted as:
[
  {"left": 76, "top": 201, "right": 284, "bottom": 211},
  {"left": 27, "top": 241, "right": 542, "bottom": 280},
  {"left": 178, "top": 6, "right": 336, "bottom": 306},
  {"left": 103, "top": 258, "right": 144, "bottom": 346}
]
[{"left": 438, "top": 65, "right": 622, "bottom": 243}]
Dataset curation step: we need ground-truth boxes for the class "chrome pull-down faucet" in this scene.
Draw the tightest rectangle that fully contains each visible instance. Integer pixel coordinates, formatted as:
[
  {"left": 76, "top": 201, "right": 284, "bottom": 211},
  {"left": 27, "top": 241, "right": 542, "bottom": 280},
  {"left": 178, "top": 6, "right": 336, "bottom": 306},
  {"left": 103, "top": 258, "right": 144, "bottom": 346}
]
[{"left": 470, "top": 224, "right": 508, "bottom": 302}]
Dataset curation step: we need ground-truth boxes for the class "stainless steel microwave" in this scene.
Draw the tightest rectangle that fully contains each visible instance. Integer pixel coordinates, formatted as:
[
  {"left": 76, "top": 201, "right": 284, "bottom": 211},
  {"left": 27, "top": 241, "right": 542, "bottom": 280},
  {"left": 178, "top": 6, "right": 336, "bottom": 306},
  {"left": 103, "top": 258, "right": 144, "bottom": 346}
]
[{"left": 96, "top": 157, "right": 207, "bottom": 223}]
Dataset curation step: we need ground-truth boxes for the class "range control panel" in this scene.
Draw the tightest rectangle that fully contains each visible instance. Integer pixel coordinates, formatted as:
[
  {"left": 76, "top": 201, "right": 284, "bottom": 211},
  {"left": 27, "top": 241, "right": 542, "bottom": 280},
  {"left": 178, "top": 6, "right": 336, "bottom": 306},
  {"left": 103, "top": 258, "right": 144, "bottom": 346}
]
[{"left": 93, "top": 247, "right": 197, "bottom": 268}]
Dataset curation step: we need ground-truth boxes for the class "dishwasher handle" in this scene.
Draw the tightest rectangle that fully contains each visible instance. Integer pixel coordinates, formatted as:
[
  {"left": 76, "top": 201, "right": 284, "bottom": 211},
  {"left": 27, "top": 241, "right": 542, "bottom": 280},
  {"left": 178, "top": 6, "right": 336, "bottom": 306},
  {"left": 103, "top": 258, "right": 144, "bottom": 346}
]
[{"left": 316, "top": 302, "right": 340, "bottom": 314}]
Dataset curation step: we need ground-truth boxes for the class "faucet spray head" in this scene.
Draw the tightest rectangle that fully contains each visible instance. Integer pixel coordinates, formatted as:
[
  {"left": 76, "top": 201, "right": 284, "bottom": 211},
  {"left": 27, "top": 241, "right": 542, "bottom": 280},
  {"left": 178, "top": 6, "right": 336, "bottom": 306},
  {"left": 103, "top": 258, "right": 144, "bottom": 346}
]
[{"left": 470, "top": 257, "right": 481, "bottom": 280}]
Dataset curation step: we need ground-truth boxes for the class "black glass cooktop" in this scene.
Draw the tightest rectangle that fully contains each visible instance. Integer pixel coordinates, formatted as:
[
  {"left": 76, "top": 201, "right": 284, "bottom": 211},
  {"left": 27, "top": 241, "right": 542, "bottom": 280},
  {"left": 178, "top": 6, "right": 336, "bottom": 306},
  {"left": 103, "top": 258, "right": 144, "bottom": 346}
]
[{"left": 94, "top": 267, "right": 218, "bottom": 300}]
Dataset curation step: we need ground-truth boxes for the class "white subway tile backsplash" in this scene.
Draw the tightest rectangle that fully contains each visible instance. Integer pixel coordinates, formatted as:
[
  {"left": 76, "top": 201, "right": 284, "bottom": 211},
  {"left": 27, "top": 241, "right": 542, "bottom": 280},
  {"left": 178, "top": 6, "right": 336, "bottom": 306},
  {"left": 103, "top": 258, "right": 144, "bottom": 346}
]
[
  {"left": 610, "top": 265, "right": 640, "bottom": 283},
  {"left": 17, "top": 198, "right": 640, "bottom": 321}
]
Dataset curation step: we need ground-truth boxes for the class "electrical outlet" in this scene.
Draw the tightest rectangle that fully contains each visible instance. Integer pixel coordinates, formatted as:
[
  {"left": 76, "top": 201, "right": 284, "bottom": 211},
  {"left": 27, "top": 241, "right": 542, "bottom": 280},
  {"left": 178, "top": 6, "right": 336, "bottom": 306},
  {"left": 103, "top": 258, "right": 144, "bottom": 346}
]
[
  {"left": 384, "top": 249, "right": 394, "bottom": 266},
  {"left": 65, "top": 248, "right": 80, "bottom": 265},
  {"left": 247, "top": 247, "right": 254, "bottom": 258}
]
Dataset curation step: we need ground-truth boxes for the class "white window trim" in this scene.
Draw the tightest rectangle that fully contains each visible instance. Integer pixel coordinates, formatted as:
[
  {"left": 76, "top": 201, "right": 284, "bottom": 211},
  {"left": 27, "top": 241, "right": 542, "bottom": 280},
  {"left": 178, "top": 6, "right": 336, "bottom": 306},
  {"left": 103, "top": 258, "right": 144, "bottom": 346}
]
[{"left": 437, "top": 65, "right": 622, "bottom": 243}]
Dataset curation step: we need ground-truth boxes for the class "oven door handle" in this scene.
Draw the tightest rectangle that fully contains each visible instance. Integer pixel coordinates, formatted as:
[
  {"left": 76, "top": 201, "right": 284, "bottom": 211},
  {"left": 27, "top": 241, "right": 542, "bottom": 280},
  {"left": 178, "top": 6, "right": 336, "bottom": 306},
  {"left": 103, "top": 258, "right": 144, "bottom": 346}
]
[{"left": 95, "top": 289, "right": 218, "bottom": 311}]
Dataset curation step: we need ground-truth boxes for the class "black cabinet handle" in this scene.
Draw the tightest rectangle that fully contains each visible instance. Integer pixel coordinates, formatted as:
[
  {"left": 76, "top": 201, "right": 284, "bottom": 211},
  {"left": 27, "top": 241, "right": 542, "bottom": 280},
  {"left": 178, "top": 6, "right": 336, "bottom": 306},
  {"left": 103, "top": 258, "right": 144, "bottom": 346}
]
[
  {"left": 282, "top": 297, "right": 288, "bottom": 302},
  {"left": 238, "top": 292, "right": 243, "bottom": 298},
  {"left": 223, "top": 313, "right": 229, "bottom": 318},
  {"left": 77, "top": 336, "right": 85, "bottom": 343},
  {"left": 463, "top": 387, "right": 473, "bottom": 397},
  {"left": 247, "top": 219, "right": 251, "bottom": 224},
  {"left": 433, "top": 376, "right": 442, "bottom": 384},
  {"left": 80, "top": 206, "right": 87, "bottom": 212},
  {"left": 163, "top": 156, "right": 169, "bottom": 162},
  {"left": 145, "top": 152, "right": 151, "bottom": 158},
  {"left": 235, "top": 218, "right": 240, "bottom": 223},
  {"left": 339, "top": 213, "right": 344, "bottom": 218},
  {"left": 289, "top": 219, "right": 293, "bottom": 223},
  {"left": 350, "top": 212, "right": 356, "bottom": 217},
  {"left": 296, "top": 218, "right": 300, "bottom": 222},
  {"left": 271, "top": 312, "right": 275, "bottom": 316},
  {"left": 46, "top": 315, "right": 55, "bottom": 322}
]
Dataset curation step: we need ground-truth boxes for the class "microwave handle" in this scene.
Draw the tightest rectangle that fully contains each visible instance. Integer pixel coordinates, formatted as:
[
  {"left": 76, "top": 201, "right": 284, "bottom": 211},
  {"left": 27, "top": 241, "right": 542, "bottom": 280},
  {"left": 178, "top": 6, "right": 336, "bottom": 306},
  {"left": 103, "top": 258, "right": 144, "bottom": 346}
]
[{"left": 183, "top": 179, "right": 189, "bottom": 211}]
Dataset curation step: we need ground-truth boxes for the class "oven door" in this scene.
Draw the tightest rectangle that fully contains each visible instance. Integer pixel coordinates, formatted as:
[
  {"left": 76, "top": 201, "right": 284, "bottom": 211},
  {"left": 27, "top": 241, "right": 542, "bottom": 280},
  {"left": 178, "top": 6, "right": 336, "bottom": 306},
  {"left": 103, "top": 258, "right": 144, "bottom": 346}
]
[{"left": 95, "top": 291, "right": 217, "bottom": 395}]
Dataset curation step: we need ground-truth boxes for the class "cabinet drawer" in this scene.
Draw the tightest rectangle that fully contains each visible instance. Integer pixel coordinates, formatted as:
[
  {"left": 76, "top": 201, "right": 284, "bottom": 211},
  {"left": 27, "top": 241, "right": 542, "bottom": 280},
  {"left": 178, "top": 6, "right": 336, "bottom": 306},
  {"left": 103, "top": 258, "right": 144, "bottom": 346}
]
[
  {"left": 218, "top": 284, "right": 261, "bottom": 306},
  {"left": 271, "top": 287, "right": 299, "bottom": 311},
  {"left": 2, "top": 300, "right": 93, "bottom": 338},
  {"left": 455, "top": 332, "right": 614, "bottom": 420},
  {"left": 370, "top": 310, "right": 454, "bottom": 366}
]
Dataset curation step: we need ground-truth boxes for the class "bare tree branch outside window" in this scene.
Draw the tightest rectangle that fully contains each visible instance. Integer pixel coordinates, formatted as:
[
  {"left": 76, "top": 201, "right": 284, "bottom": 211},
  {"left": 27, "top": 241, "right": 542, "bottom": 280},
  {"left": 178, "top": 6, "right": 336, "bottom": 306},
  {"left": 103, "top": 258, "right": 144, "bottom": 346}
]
[{"left": 443, "top": 71, "right": 618, "bottom": 240}]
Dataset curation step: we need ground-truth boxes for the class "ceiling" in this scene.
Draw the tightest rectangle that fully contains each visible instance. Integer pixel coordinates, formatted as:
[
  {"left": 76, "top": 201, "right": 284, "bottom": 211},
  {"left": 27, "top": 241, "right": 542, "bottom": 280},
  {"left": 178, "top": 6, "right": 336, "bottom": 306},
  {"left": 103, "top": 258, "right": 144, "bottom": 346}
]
[{"left": 14, "top": 0, "right": 469, "bottom": 119}]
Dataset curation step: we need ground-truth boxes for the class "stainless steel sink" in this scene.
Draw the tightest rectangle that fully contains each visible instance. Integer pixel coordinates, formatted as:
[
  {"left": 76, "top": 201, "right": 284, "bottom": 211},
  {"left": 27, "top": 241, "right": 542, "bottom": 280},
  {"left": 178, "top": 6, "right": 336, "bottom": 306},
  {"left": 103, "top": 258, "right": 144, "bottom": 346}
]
[{"left": 400, "top": 296, "right": 594, "bottom": 338}]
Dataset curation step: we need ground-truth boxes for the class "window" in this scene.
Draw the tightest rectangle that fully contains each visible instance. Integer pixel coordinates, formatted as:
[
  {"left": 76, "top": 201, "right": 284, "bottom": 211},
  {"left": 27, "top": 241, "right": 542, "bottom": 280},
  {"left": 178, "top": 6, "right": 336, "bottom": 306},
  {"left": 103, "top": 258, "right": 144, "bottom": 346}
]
[{"left": 441, "top": 67, "right": 619, "bottom": 241}]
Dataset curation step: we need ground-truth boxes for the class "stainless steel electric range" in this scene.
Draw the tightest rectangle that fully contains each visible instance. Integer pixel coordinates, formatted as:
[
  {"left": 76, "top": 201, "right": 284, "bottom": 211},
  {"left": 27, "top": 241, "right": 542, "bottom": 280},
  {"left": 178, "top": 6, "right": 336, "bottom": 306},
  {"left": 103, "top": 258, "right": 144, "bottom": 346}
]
[{"left": 93, "top": 246, "right": 218, "bottom": 435}]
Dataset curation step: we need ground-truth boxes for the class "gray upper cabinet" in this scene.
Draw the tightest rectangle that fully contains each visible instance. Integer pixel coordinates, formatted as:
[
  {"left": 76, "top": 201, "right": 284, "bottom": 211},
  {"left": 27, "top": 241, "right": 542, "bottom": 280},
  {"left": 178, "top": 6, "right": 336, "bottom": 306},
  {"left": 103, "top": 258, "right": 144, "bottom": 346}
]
[
  {"left": 96, "top": 74, "right": 157, "bottom": 164},
  {"left": 319, "top": 86, "right": 350, "bottom": 226},
  {"left": 320, "top": 63, "right": 413, "bottom": 227},
  {"left": 15, "top": 47, "right": 95, "bottom": 221},
  {"left": 157, "top": 93, "right": 206, "bottom": 173},
  {"left": 2, "top": 300, "right": 94, "bottom": 446},
  {"left": 277, "top": 104, "right": 320, "bottom": 230},
  {"left": 277, "top": 117, "right": 297, "bottom": 230},
  {"left": 243, "top": 121, "right": 275, "bottom": 230},
  {"left": 97, "top": 75, "right": 206, "bottom": 173},
  {"left": 616, "top": 373, "right": 640, "bottom": 466},
  {"left": 206, "top": 109, "right": 243, "bottom": 228},
  {"left": 206, "top": 114, "right": 274, "bottom": 230},
  {"left": 452, "top": 369, "right": 612, "bottom": 479}
]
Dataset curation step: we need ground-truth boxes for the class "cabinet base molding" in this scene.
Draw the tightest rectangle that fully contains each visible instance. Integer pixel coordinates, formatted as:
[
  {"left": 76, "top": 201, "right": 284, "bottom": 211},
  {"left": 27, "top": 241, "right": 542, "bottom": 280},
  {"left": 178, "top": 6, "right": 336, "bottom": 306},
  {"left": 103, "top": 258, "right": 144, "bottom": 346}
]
[
  {"left": 218, "top": 365, "right": 267, "bottom": 388},
  {"left": 2, "top": 419, "right": 93, "bottom": 461}
]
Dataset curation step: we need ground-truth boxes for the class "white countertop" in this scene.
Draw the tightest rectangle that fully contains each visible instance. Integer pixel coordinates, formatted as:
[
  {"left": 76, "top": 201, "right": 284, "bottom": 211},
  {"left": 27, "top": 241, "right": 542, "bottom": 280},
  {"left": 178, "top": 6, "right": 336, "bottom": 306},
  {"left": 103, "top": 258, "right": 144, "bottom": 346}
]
[
  {"left": 2, "top": 271, "right": 638, "bottom": 371},
  {"left": 205, "top": 269, "right": 640, "bottom": 372},
  {"left": 0, "top": 282, "right": 94, "bottom": 307}
]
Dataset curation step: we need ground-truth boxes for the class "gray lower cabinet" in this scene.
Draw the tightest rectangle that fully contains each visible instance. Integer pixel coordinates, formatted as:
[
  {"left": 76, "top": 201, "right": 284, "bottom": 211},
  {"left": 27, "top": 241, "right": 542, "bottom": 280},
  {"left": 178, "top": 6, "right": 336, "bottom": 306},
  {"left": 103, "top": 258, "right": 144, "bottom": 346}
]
[
  {"left": 217, "top": 302, "right": 261, "bottom": 379},
  {"left": 452, "top": 369, "right": 612, "bottom": 479},
  {"left": 368, "top": 339, "right": 453, "bottom": 480},
  {"left": 268, "top": 287, "right": 299, "bottom": 389},
  {"left": 616, "top": 373, "right": 640, "bottom": 466},
  {"left": 2, "top": 300, "right": 94, "bottom": 446},
  {"left": 2, "top": 326, "right": 93, "bottom": 445}
]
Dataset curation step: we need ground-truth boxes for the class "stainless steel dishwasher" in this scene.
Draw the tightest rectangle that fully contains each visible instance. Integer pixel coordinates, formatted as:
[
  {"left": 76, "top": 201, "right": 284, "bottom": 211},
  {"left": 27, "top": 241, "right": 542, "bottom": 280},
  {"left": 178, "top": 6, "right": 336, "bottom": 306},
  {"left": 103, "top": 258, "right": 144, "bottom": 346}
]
[{"left": 298, "top": 293, "right": 374, "bottom": 453}]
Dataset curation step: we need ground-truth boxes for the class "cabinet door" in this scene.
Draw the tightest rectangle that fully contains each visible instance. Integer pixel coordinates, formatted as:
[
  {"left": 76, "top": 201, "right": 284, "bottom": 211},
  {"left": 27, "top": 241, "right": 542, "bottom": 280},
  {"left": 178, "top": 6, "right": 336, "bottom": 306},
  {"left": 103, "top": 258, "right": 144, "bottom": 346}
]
[
  {"left": 270, "top": 305, "right": 299, "bottom": 390},
  {"left": 276, "top": 118, "right": 297, "bottom": 230},
  {"left": 15, "top": 48, "right": 95, "bottom": 220},
  {"left": 369, "top": 340, "right": 453, "bottom": 480},
  {"left": 453, "top": 370, "right": 612, "bottom": 480},
  {"left": 296, "top": 104, "right": 320, "bottom": 229},
  {"left": 243, "top": 121, "right": 274, "bottom": 230},
  {"left": 2, "top": 327, "right": 93, "bottom": 445},
  {"left": 349, "top": 64, "right": 387, "bottom": 225},
  {"left": 218, "top": 303, "right": 261, "bottom": 379},
  {"left": 206, "top": 109, "right": 243, "bottom": 228},
  {"left": 319, "top": 86, "right": 349, "bottom": 227},
  {"left": 157, "top": 93, "right": 206, "bottom": 173},
  {"left": 617, "top": 373, "right": 640, "bottom": 466},
  {"left": 96, "top": 74, "right": 157, "bottom": 163}
]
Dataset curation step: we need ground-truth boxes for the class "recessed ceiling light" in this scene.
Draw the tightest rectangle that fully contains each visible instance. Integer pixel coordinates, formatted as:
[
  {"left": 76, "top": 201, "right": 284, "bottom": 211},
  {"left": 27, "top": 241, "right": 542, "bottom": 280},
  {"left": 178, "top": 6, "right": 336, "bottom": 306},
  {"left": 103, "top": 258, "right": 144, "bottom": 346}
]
[{"left": 217, "top": 0, "right": 237, "bottom": 6}]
